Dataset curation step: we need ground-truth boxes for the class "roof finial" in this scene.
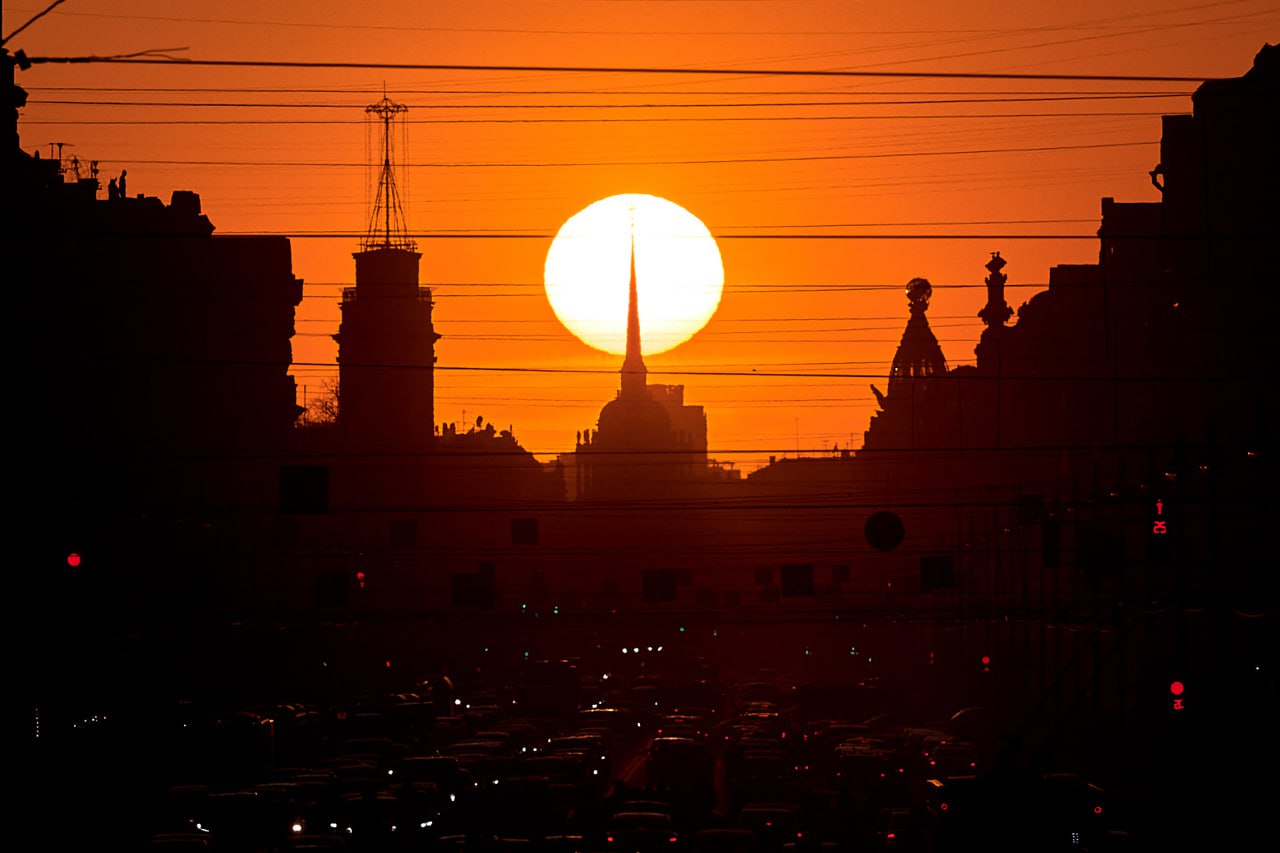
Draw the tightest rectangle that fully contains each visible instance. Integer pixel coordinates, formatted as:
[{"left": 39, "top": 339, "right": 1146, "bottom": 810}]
[
  {"left": 621, "top": 210, "right": 646, "bottom": 398},
  {"left": 979, "top": 251, "right": 1013, "bottom": 327}
]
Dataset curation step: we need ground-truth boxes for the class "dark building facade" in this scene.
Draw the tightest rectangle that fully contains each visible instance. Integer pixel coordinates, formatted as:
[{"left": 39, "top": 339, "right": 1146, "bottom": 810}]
[
  {"left": 853, "top": 46, "right": 1278, "bottom": 617},
  {"left": 334, "top": 246, "right": 439, "bottom": 449},
  {"left": 571, "top": 245, "right": 726, "bottom": 500}
]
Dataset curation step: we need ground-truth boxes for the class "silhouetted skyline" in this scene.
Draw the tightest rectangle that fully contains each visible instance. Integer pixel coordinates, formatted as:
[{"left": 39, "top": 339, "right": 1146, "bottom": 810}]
[
  {"left": 10, "top": 1, "right": 1276, "bottom": 466},
  {"left": 10, "top": 5, "right": 1278, "bottom": 848}
]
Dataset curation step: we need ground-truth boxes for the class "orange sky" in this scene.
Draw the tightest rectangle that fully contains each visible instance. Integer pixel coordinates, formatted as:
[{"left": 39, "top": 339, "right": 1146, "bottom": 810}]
[{"left": 9, "top": 0, "right": 1276, "bottom": 469}]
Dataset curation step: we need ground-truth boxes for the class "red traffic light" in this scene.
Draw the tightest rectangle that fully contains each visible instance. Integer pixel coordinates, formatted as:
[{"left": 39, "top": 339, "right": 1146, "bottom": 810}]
[
  {"left": 1170, "top": 681, "right": 1185, "bottom": 696},
  {"left": 66, "top": 552, "right": 81, "bottom": 567}
]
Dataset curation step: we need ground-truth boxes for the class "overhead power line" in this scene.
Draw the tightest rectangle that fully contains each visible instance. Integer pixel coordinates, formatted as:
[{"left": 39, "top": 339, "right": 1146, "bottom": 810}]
[
  {"left": 22, "top": 112, "right": 1177, "bottom": 127},
  {"left": 27, "top": 94, "right": 1186, "bottom": 109},
  {"left": 25, "top": 86, "right": 1193, "bottom": 96},
  {"left": 6, "top": 2, "right": 1264, "bottom": 38},
  {"left": 89, "top": 355, "right": 1268, "bottom": 384},
  {"left": 21, "top": 55, "right": 1222, "bottom": 83},
  {"left": 75, "top": 139, "right": 1158, "bottom": 169}
]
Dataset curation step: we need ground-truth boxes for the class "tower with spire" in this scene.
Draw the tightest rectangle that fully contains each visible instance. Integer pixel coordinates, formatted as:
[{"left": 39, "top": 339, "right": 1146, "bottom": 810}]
[
  {"left": 333, "top": 93, "right": 440, "bottom": 448},
  {"left": 570, "top": 230, "right": 713, "bottom": 499},
  {"left": 620, "top": 239, "right": 647, "bottom": 399}
]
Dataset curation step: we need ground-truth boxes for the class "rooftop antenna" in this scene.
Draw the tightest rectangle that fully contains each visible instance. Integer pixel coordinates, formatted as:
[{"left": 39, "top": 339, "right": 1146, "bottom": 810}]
[
  {"left": 363, "top": 89, "right": 414, "bottom": 251},
  {"left": 46, "top": 140, "right": 71, "bottom": 173}
]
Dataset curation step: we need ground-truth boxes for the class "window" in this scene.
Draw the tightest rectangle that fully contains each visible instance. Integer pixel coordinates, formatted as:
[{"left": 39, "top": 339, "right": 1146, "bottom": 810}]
[
  {"left": 643, "top": 569, "right": 678, "bottom": 602},
  {"left": 511, "top": 517, "right": 539, "bottom": 545},
  {"left": 315, "top": 571, "right": 349, "bottom": 608},
  {"left": 920, "top": 555, "right": 955, "bottom": 591},
  {"left": 278, "top": 465, "right": 329, "bottom": 514},
  {"left": 390, "top": 519, "right": 417, "bottom": 548},
  {"left": 780, "top": 564, "right": 815, "bottom": 596}
]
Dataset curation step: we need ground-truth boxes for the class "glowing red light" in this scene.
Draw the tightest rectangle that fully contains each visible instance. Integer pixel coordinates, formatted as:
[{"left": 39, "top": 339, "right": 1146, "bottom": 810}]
[
  {"left": 981, "top": 655, "right": 991, "bottom": 665},
  {"left": 669, "top": 838, "right": 678, "bottom": 843},
  {"left": 385, "top": 660, "right": 391, "bottom": 668},
  {"left": 1093, "top": 805, "right": 1102, "bottom": 815},
  {"left": 940, "top": 803, "right": 949, "bottom": 811},
  {"left": 66, "top": 553, "right": 81, "bottom": 567},
  {"left": 607, "top": 837, "right": 614, "bottom": 843},
  {"left": 887, "top": 832, "right": 896, "bottom": 840},
  {"left": 1170, "top": 681, "right": 1185, "bottom": 696}
]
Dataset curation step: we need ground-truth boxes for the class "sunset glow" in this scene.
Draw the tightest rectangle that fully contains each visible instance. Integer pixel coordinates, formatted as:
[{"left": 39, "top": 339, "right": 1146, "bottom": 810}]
[{"left": 544, "top": 194, "right": 724, "bottom": 355}]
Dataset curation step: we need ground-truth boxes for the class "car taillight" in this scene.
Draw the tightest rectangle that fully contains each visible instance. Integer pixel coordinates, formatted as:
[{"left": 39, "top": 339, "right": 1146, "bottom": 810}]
[{"left": 669, "top": 837, "right": 678, "bottom": 843}]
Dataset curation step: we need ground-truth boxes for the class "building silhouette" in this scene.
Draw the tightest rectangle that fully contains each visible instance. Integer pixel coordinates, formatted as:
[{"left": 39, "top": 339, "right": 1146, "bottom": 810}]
[
  {"left": 850, "top": 45, "right": 1277, "bottom": 613},
  {"left": 332, "top": 95, "right": 439, "bottom": 450},
  {"left": 7, "top": 62, "right": 304, "bottom": 630},
  {"left": 863, "top": 276, "right": 955, "bottom": 454},
  {"left": 570, "top": 242, "right": 727, "bottom": 500}
]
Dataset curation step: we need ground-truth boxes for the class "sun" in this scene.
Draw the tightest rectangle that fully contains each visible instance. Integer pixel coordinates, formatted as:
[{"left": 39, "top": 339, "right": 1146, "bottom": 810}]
[{"left": 544, "top": 194, "right": 724, "bottom": 356}]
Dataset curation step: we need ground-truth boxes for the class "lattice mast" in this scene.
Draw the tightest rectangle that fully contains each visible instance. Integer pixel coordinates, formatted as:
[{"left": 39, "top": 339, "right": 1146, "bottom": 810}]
[{"left": 363, "top": 93, "right": 414, "bottom": 251}]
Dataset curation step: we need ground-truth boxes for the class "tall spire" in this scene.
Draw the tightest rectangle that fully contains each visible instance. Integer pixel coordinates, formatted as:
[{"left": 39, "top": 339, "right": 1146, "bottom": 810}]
[
  {"left": 620, "top": 230, "right": 647, "bottom": 398},
  {"left": 363, "top": 92, "right": 414, "bottom": 251}
]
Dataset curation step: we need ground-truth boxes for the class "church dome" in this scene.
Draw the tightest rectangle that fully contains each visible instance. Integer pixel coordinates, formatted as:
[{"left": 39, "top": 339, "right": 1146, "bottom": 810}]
[{"left": 595, "top": 393, "right": 674, "bottom": 451}]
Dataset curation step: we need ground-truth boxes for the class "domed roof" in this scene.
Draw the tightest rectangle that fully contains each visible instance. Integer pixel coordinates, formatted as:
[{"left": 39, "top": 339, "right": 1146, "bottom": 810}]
[{"left": 595, "top": 392, "right": 674, "bottom": 451}]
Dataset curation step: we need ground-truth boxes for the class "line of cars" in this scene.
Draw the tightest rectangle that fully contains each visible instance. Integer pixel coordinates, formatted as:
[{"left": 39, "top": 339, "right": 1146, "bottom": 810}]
[{"left": 74, "top": 659, "right": 1118, "bottom": 851}]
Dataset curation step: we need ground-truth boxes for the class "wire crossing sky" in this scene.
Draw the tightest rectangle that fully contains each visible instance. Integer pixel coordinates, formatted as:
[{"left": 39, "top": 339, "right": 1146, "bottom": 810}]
[{"left": 8, "top": 0, "right": 1275, "bottom": 468}]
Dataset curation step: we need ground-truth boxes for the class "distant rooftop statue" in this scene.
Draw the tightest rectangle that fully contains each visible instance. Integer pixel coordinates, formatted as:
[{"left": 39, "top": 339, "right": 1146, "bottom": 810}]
[
  {"left": 979, "top": 251, "right": 1013, "bottom": 328},
  {"left": 362, "top": 93, "right": 416, "bottom": 252}
]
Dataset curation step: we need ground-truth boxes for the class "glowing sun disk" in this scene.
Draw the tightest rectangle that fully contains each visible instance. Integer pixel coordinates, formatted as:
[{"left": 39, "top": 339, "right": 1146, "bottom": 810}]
[{"left": 544, "top": 194, "right": 724, "bottom": 355}]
